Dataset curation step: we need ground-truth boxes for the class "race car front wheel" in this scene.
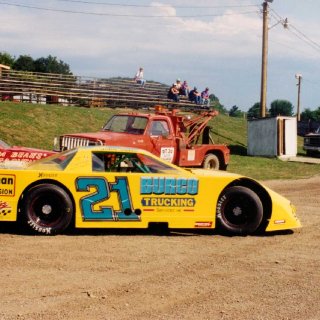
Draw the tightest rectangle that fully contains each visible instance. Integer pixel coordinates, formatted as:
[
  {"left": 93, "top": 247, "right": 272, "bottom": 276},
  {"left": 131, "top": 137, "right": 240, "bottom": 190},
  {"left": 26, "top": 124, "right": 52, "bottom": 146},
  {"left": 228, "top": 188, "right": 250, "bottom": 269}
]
[
  {"left": 23, "top": 184, "right": 74, "bottom": 235},
  {"left": 216, "top": 186, "right": 263, "bottom": 235}
]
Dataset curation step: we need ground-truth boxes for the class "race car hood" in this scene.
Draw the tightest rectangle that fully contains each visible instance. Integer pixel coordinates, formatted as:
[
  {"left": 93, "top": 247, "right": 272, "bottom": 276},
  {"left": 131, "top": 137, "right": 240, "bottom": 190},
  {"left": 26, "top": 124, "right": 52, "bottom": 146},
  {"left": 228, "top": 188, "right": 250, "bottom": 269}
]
[{"left": 189, "top": 168, "right": 243, "bottom": 179}]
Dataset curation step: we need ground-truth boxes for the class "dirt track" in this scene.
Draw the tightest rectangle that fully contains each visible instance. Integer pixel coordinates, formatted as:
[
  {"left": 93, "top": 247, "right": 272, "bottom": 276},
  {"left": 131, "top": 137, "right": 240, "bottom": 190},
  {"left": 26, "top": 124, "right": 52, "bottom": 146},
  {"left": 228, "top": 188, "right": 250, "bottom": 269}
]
[{"left": 0, "top": 176, "right": 319, "bottom": 320}]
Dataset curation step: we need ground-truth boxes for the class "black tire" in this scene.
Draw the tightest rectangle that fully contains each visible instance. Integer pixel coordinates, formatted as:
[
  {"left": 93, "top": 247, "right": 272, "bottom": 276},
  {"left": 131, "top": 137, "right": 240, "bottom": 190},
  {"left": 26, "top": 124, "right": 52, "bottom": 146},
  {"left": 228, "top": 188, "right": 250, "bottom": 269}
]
[
  {"left": 216, "top": 186, "right": 263, "bottom": 235},
  {"left": 203, "top": 154, "right": 220, "bottom": 170},
  {"left": 23, "top": 184, "right": 74, "bottom": 235}
]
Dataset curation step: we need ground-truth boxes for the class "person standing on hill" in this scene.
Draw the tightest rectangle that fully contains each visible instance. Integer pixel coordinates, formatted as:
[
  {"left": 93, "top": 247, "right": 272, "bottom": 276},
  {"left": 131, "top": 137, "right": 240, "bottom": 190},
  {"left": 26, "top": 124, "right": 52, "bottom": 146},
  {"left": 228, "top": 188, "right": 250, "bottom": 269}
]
[{"left": 134, "top": 67, "right": 146, "bottom": 86}]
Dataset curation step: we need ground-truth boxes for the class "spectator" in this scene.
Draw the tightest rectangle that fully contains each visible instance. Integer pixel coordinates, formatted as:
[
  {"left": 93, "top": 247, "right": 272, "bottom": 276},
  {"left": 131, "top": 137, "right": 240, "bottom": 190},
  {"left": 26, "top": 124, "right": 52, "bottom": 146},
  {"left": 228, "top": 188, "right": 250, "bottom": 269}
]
[
  {"left": 180, "top": 80, "right": 190, "bottom": 96},
  {"left": 167, "top": 83, "right": 180, "bottom": 102},
  {"left": 134, "top": 67, "right": 146, "bottom": 86},
  {"left": 201, "top": 87, "right": 210, "bottom": 107},
  {"left": 175, "top": 78, "right": 182, "bottom": 92},
  {"left": 189, "top": 87, "right": 201, "bottom": 104}
]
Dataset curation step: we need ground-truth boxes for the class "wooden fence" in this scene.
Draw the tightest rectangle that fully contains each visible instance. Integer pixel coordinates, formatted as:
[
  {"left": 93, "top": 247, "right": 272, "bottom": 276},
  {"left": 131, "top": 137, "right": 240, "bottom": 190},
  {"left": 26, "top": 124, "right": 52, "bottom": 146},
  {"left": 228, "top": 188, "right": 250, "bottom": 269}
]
[{"left": 0, "top": 69, "right": 201, "bottom": 109}]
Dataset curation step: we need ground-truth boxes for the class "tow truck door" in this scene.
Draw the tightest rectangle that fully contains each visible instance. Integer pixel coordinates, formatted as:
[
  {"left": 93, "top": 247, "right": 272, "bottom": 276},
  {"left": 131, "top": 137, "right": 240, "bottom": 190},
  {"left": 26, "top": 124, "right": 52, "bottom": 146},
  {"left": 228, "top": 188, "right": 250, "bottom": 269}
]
[{"left": 147, "top": 119, "right": 176, "bottom": 163}]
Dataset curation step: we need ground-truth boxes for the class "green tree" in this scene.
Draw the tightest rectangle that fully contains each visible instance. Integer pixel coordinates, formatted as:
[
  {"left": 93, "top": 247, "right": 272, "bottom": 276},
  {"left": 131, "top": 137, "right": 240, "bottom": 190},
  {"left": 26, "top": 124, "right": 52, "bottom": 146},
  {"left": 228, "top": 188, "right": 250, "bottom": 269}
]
[
  {"left": 300, "top": 108, "right": 318, "bottom": 121},
  {"left": 229, "top": 105, "right": 242, "bottom": 117},
  {"left": 247, "top": 102, "right": 261, "bottom": 119},
  {"left": 13, "top": 55, "right": 35, "bottom": 71},
  {"left": 269, "top": 99, "right": 293, "bottom": 117},
  {"left": 314, "top": 107, "right": 320, "bottom": 121},
  {"left": 0, "top": 52, "right": 15, "bottom": 67},
  {"left": 34, "top": 55, "right": 72, "bottom": 74},
  {"left": 209, "top": 93, "right": 227, "bottom": 113}
]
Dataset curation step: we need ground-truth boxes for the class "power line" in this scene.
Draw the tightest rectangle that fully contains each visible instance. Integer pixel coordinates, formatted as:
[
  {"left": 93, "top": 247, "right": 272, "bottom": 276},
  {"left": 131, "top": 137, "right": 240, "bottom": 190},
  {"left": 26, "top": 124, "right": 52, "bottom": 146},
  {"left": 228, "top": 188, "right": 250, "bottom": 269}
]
[
  {"left": 269, "top": 8, "right": 320, "bottom": 54},
  {"left": 0, "top": 1, "right": 258, "bottom": 18},
  {"left": 289, "top": 24, "right": 320, "bottom": 51},
  {"left": 24, "top": 0, "right": 260, "bottom": 9}
]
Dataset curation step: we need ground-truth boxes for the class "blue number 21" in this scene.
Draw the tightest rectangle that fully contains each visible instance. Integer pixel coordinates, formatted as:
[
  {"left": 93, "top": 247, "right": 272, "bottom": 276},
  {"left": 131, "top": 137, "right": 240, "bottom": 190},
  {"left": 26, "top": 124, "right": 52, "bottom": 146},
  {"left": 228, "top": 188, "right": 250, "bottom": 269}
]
[{"left": 76, "top": 177, "right": 139, "bottom": 221}]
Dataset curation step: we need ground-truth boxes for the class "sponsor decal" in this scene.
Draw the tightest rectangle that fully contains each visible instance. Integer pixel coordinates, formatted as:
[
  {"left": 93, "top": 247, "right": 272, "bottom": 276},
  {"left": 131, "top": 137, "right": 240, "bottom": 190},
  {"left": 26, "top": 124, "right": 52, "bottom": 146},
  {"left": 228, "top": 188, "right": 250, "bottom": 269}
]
[
  {"left": 274, "top": 219, "right": 286, "bottom": 224},
  {"left": 0, "top": 175, "right": 15, "bottom": 196},
  {"left": 9, "top": 151, "right": 48, "bottom": 160},
  {"left": 0, "top": 151, "right": 50, "bottom": 163},
  {"left": 0, "top": 200, "right": 12, "bottom": 216},
  {"left": 216, "top": 194, "right": 226, "bottom": 219},
  {"left": 140, "top": 177, "right": 199, "bottom": 195},
  {"left": 38, "top": 173, "right": 58, "bottom": 178},
  {"left": 141, "top": 197, "right": 195, "bottom": 207},
  {"left": 27, "top": 220, "right": 52, "bottom": 234},
  {"left": 195, "top": 221, "right": 212, "bottom": 228}
]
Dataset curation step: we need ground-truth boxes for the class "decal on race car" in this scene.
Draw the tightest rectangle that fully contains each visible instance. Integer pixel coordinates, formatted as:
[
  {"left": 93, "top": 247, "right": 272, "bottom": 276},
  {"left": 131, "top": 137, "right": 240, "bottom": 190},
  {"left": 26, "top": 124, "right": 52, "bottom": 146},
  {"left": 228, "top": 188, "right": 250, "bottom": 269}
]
[
  {"left": 0, "top": 200, "right": 12, "bottom": 216},
  {"left": 141, "top": 197, "right": 195, "bottom": 207},
  {"left": 75, "top": 176, "right": 140, "bottom": 222},
  {"left": 38, "top": 173, "right": 58, "bottom": 178},
  {"left": 0, "top": 151, "right": 51, "bottom": 162},
  {"left": 0, "top": 174, "right": 15, "bottom": 196},
  {"left": 140, "top": 177, "right": 199, "bottom": 195},
  {"left": 195, "top": 221, "right": 213, "bottom": 228}
]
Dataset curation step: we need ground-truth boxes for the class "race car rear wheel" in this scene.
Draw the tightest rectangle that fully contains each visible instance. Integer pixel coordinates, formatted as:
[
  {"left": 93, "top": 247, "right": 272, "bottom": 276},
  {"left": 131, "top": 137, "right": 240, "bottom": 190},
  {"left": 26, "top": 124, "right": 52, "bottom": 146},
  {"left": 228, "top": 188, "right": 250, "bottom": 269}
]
[
  {"left": 23, "top": 184, "right": 74, "bottom": 235},
  {"left": 216, "top": 186, "right": 263, "bottom": 235}
]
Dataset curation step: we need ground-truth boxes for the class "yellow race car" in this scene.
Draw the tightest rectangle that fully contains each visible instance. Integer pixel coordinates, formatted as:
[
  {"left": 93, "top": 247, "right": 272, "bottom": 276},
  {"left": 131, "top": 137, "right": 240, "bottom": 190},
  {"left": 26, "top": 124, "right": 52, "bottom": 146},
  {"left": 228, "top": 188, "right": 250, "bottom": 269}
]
[{"left": 0, "top": 146, "right": 301, "bottom": 235}]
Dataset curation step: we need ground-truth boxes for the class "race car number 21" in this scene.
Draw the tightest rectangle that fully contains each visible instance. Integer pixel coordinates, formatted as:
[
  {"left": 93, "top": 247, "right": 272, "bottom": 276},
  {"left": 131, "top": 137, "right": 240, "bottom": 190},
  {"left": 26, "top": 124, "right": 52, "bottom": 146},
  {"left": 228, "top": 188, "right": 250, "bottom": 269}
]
[{"left": 75, "top": 176, "right": 139, "bottom": 221}]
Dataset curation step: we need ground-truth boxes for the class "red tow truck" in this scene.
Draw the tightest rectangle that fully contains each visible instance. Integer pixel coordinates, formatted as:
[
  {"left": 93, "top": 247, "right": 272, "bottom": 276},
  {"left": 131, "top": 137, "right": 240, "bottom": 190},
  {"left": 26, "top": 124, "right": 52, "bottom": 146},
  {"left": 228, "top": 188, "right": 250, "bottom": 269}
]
[{"left": 54, "top": 106, "right": 230, "bottom": 170}]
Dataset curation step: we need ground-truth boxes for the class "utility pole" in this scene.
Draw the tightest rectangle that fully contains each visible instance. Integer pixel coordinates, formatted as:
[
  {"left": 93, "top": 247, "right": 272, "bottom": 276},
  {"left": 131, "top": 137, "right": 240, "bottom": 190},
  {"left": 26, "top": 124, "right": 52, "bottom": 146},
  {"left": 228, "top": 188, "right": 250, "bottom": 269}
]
[
  {"left": 295, "top": 74, "right": 302, "bottom": 122},
  {"left": 260, "top": 0, "right": 272, "bottom": 118}
]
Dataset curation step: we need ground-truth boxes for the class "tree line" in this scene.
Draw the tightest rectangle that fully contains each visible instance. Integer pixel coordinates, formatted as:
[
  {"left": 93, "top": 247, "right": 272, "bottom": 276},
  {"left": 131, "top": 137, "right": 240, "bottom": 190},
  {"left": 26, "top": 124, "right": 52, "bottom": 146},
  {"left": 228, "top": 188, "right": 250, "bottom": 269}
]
[
  {"left": 0, "top": 52, "right": 72, "bottom": 75},
  {"left": 247, "top": 100, "right": 320, "bottom": 122},
  {"left": 214, "top": 100, "right": 297, "bottom": 119}
]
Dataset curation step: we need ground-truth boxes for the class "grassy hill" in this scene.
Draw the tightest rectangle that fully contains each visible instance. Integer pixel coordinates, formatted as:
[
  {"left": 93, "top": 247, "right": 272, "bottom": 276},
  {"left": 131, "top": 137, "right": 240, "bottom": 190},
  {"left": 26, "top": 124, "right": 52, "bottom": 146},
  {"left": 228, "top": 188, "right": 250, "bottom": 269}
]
[{"left": 0, "top": 101, "right": 318, "bottom": 180}]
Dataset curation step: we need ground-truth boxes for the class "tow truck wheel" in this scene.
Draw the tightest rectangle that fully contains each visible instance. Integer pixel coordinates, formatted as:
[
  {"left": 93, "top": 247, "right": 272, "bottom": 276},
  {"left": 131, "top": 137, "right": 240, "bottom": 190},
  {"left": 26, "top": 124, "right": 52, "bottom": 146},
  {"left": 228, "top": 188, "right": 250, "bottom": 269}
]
[{"left": 203, "top": 154, "right": 220, "bottom": 170}]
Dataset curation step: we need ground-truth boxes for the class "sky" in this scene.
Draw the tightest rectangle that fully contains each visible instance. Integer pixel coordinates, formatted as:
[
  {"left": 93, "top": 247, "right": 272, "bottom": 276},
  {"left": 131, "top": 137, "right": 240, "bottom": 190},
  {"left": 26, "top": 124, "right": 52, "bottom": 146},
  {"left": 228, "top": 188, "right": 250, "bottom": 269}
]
[{"left": 1, "top": 0, "right": 320, "bottom": 111}]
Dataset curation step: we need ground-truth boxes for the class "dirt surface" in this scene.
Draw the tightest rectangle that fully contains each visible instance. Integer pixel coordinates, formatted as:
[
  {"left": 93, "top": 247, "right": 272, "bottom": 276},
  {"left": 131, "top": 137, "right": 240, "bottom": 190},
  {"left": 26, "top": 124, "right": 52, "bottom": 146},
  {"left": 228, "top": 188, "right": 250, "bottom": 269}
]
[{"left": 0, "top": 176, "right": 319, "bottom": 320}]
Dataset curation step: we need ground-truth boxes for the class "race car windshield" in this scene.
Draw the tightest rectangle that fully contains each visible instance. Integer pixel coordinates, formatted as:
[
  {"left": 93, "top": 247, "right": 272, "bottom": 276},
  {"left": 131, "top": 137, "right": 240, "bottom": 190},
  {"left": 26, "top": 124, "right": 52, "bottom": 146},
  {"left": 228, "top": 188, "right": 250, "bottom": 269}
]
[
  {"left": 92, "top": 151, "right": 182, "bottom": 174},
  {"left": 137, "top": 154, "right": 180, "bottom": 173},
  {"left": 28, "top": 149, "right": 77, "bottom": 170},
  {"left": 103, "top": 115, "right": 148, "bottom": 134}
]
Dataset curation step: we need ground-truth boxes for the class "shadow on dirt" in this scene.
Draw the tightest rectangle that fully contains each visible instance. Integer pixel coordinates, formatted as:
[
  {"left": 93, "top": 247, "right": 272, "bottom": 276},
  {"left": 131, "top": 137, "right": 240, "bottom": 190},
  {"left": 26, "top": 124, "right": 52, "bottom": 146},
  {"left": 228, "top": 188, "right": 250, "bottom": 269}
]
[{"left": 0, "top": 222, "right": 294, "bottom": 237}]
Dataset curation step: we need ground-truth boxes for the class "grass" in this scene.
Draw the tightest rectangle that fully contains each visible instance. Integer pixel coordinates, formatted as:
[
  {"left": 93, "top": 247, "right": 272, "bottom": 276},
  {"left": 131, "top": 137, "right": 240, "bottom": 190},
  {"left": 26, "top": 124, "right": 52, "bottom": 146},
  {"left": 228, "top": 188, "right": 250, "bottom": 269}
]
[{"left": 1, "top": 101, "right": 319, "bottom": 180}]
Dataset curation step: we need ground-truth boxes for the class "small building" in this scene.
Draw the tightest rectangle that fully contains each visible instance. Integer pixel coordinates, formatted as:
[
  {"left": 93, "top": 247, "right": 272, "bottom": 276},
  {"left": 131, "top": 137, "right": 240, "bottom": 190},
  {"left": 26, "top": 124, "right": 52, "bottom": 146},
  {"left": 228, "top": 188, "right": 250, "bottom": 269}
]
[{"left": 247, "top": 116, "right": 297, "bottom": 157}]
